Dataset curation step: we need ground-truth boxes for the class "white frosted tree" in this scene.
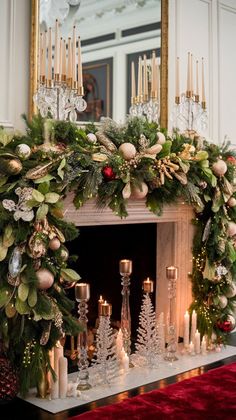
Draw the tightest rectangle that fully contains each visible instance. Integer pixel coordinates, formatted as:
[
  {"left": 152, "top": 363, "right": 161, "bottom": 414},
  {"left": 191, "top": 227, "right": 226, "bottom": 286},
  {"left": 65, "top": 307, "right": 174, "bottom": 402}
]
[
  {"left": 91, "top": 316, "right": 119, "bottom": 385},
  {"left": 134, "top": 293, "right": 160, "bottom": 367}
]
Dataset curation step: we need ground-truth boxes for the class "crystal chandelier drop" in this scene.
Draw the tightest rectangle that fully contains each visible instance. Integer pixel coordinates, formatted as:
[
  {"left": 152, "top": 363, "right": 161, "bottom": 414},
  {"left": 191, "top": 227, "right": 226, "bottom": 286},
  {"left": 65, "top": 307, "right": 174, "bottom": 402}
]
[
  {"left": 33, "top": 20, "right": 87, "bottom": 121},
  {"left": 129, "top": 51, "right": 160, "bottom": 123}
]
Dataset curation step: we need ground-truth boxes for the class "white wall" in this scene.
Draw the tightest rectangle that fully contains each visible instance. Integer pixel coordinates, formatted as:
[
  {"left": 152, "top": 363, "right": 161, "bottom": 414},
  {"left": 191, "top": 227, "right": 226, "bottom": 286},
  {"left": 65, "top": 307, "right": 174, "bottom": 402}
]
[
  {"left": 169, "top": 0, "right": 236, "bottom": 144},
  {"left": 0, "top": 0, "right": 30, "bottom": 131}
]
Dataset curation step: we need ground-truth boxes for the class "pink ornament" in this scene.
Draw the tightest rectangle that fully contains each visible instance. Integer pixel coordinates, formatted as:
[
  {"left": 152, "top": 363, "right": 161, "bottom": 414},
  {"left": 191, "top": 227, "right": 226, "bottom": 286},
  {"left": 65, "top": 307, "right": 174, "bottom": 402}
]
[
  {"left": 227, "top": 221, "right": 236, "bottom": 237},
  {"left": 225, "top": 283, "right": 236, "bottom": 298},
  {"left": 119, "top": 143, "right": 136, "bottom": 160},
  {"left": 212, "top": 159, "right": 227, "bottom": 177},
  {"left": 219, "top": 295, "right": 228, "bottom": 309},
  {"left": 131, "top": 182, "right": 148, "bottom": 199},
  {"left": 228, "top": 197, "right": 236, "bottom": 207},
  {"left": 49, "top": 238, "right": 61, "bottom": 251},
  {"left": 36, "top": 268, "right": 54, "bottom": 290},
  {"left": 156, "top": 132, "right": 166, "bottom": 144}
]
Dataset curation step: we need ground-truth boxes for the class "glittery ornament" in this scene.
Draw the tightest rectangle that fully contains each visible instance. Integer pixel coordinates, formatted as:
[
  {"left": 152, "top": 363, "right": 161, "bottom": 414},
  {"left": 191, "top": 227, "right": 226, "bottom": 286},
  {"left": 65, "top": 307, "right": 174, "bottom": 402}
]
[
  {"left": 8, "top": 247, "right": 22, "bottom": 278},
  {"left": 15, "top": 144, "right": 31, "bottom": 159},
  {"left": 102, "top": 166, "right": 116, "bottom": 181},
  {"left": 49, "top": 237, "right": 61, "bottom": 251},
  {"left": 28, "top": 232, "right": 47, "bottom": 259},
  {"left": 212, "top": 159, "right": 227, "bottom": 177},
  {"left": 227, "top": 221, "right": 236, "bottom": 237},
  {"left": 0, "top": 346, "right": 18, "bottom": 401},
  {"left": 131, "top": 182, "right": 148, "bottom": 199},
  {"left": 0, "top": 158, "right": 22, "bottom": 175},
  {"left": 36, "top": 268, "right": 54, "bottom": 290},
  {"left": 119, "top": 143, "right": 136, "bottom": 160},
  {"left": 2, "top": 187, "right": 34, "bottom": 222},
  {"left": 60, "top": 246, "right": 69, "bottom": 261},
  {"left": 86, "top": 133, "right": 97, "bottom": 144}
]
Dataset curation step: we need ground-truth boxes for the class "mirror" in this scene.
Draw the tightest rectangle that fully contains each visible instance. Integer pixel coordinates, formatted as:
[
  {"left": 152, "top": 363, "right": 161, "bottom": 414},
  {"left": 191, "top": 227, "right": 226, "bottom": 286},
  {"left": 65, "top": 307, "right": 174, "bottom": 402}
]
[{"left": 29, "top": 0, "right": 168, "bottom": 127}]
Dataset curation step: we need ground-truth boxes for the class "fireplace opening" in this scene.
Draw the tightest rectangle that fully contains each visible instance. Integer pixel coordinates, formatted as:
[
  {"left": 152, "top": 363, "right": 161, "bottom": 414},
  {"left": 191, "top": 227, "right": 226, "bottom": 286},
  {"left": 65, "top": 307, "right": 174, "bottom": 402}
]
[{"left": 67, "top": 223, "right": 157, "bottom": 345}]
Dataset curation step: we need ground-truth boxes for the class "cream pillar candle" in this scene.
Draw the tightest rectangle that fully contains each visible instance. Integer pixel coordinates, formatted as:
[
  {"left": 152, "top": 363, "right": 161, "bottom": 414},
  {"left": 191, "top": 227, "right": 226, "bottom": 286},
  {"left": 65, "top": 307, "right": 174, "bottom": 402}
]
[
  {"left": 59, "top": 356, "right": 68, "bottom": 399},
  {"left": 78, "top": 36, "right": 83, "bottom": 90},
  {"left": 189, "top": 340, "right": 195, "bottom": 355},
  {"left": 131, "top": 61, "right": 136, "bottom": 100},
  {"left": 183, "top": 310, "right": 190, "bottom": 348},
  {"left": 191, "top": 310, "right": 197, "bottom": 342},
  {"left": 201, "top": 336, "right": 207, "bottom": 355},
  {"left": 47, "top": 28, "right": 52, "bottom": 82},
  {"left": 116, "top": 329, "right": 124, "bottom": 359},
  {"left": 143, "top": 277, "right": 154, "bottom": 293},
  {"left": 122, "top": 352, "right": 129, "bottom": 371},
  {"left": 119, "top": 259, "right": 132, "bottom": 275},
  {"left": 194, "top": 329, "right": 200, "bottom": 354},
  {"left": 51, "top": 341, "right": 63, "bottom": 399}
]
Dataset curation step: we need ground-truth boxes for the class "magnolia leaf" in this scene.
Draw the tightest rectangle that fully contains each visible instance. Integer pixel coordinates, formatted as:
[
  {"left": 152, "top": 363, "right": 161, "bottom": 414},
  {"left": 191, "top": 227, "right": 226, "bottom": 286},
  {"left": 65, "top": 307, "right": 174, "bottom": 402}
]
[
  {"left": 37, "top": 182, "right": 50, "bottom": 195},
  {"left": 3, "top": 225, "right": 14, "bottom": 248},
  {"left": 178, "top": 160, "right": 190, "bottom": 174},
  {"left": 18, "top": 283, "right": 29, "bottom": 302},
  {"left": 36, "top": 203, "right": 49, "bottom": 220},
  {"left": 5, "top": 302, "right": 16, "bottom": 318},
  {"left": 60, "top": 268, "right": 81, "bottom": 282},
  {"left": 15, "top": 297, "right": 30, "bottom": 315},
  {"left": 45, "top": 192, "right": 60, "bottom": 203},
  {"left": 203, "top": 258, "right": 215, "bottom": 281},
  {"left": 34, "top": 174, "right": 55, "bottom": 184},
  {"left": 227, "top": 242, "right": 236, "bottom": 263},
  {"left": 0, "top": 176, "right": 8, "bottom": 187},
  {"left": 57, "top": 158, "right": 66, "bottom": 180},
  {"left": 28, "top": 288, "right": 37, "bottom": 308},
  {"left": 32, "top": 189, "right": 45, "bottom": 203}
]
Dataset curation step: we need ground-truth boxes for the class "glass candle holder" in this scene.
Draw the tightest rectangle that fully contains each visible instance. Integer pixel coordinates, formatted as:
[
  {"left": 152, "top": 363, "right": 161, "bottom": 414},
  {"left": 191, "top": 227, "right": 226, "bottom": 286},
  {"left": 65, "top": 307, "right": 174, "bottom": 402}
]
[
  {"left": 119, "top": 259, "right": 132, "bottom": 356},
  {"left": 164, "top": 266, "right": 178, "bottom": 362}
]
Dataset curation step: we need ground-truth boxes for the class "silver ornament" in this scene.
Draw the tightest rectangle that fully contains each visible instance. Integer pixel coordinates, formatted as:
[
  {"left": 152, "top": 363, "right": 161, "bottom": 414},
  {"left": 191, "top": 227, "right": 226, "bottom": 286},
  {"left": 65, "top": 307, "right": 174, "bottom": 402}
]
[
  {"left": 86, "top": 133, "right": 97, "bottom": 144},
  {"left": 8, "top": 247, "right": 22, "bottom": 278},
  {"left": 15, "top": 144, "right": 31, "bottom": 159}
]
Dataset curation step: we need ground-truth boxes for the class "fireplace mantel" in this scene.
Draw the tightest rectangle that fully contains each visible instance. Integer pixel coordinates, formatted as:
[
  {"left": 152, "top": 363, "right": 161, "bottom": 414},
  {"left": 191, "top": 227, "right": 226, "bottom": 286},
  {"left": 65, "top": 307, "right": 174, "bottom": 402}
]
[{"left": 63, "top": 195, "right": 195, "bottom": 338}]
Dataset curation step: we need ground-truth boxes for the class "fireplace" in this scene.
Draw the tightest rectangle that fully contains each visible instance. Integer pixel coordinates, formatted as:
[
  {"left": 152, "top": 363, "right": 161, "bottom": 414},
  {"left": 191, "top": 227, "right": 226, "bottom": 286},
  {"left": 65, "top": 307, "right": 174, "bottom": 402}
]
[{"left": 63, "top": 195, "right": 195, "bottom": 338}]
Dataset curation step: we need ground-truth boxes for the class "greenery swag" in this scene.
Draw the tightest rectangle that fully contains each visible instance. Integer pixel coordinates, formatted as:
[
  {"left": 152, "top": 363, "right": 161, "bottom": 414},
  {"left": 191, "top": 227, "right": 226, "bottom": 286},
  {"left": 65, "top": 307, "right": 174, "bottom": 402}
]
[{"left": 0, "top": 114, "right": 236, "bottom": 395}]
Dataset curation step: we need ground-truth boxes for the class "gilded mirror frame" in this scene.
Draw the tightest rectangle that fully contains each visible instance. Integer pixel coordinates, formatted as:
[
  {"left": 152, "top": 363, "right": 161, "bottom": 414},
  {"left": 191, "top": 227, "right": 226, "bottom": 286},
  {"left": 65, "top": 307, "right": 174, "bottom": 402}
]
[{"left": 29, "top": 0, "right": 168, "bottom": 128}]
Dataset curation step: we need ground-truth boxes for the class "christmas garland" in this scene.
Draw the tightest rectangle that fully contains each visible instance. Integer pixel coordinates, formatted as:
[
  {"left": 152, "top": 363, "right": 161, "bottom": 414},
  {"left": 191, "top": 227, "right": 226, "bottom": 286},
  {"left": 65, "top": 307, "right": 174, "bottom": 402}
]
[{"left": 0, "top": 114, "right": 236, "bottom": 395}]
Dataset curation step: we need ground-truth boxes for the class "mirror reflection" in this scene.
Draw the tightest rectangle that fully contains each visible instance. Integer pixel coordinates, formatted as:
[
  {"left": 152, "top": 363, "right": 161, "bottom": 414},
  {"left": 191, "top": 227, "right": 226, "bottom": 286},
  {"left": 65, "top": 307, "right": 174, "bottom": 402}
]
[{"left": 38, "top": 0, "right": 161, "bottom": 122}]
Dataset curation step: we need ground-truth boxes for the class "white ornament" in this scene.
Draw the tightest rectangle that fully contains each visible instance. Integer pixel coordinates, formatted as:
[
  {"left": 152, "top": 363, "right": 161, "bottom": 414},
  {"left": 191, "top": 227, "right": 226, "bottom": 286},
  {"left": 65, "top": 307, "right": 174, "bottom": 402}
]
[
  {"left": 228, "top": 314, "right": 236, "bottom": 330},
  {"left": 87, "top": 133, "right": 97, "bottom": 144},
  {"left": 156, "top": 132, "right": 166, "bottom": 144},
  {"left": 119, "top": 143, "right": 136, "bottom": 160},
  {"left": 36, "top": 268, "right": 54, "bottom": 290},
  {"left": 212, "top": 159, "right": 227, "bottom": 177},
  {"left": 227, "top": 221, "right": 236, "bottom": 237},
  {"left": 49, "top": 238, "right": 61, "bottom": 251},
  {"left": 219, "top": 295, "right": 228, "bottom": 309},
  {"left": 225, "top": 282, "right": 236, "bottom": 298},
  {"left": 131, "top": 182, "right": 148, "bottom": 199},
  {"left": 228, "top": 197, "right": 236, "bottom": 207},
  {"left": 15, "top": 144, "right": 31, "bottom": 159}
]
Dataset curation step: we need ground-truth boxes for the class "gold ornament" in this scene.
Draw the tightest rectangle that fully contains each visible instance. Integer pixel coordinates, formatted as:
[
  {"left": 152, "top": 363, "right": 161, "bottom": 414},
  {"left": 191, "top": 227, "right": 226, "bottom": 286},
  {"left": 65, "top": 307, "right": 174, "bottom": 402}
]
[
  {"left": 28, "top": 232, "right": 47, "bottom": 259},
  {"left": 49, "top": 237, "right": 61, "bottom": 251},
  {"left": 59, "top": 277, "right": 76, "bottom": 289},
  {"left": 119, "top": 143, "right": 136, "bottom": 160},
  {"left": 0, "top": 157, "right": 22, "bottom": 175},
  {"left": 36, "top": 268, "right": 54, "bottom": 290},
  {"left": 60, "top": 246, "right": 69, "bottom": 261}
]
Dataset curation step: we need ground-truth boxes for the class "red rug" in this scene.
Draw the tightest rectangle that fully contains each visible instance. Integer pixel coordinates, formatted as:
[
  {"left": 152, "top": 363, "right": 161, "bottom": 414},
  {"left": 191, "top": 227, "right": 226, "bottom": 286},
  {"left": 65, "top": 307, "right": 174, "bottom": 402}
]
[{"left": 70, "top": 363, "right": 236, "bottom": 420}]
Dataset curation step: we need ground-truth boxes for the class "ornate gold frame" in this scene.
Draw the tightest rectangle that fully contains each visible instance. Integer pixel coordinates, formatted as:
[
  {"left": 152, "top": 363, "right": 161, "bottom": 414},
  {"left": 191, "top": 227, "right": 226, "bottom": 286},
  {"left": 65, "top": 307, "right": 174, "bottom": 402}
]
[{"left": 29, "top": 0, "right": 168, "bottom": 127}]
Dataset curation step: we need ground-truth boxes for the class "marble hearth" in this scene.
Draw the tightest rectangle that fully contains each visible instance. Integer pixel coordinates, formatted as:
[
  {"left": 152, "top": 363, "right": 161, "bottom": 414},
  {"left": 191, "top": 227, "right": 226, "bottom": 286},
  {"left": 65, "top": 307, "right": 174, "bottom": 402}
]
[{"left": 63, "top": 195, "right": 195, "bottom": 338}]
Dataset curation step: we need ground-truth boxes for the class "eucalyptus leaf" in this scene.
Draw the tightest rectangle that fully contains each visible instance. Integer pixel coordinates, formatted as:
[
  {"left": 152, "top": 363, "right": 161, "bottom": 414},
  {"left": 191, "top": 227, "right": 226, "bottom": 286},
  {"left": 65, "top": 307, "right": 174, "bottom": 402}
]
[
  {"left": 15, "top": 297, "right": 30, "bottom": 315},
  {"left": 195, "top": 151, "right": 209, "bottom": 161},
  {"left": 37, "top": 182, "right": 50, "bottom": 195},
  {"left": 18, "top": 283, "right": 29, "bottom": 302},
  {"left": 0, "top": 243, "right": 8, "bottom": 261},
  {"left": 57, "top": 158, "right": 66, "bottom": 180},
  {"left": 61, "top": 268, "right": 81, "bottom": 281},
  {"left": 28, "top": 288, "right": 37, "bottom": 308},
  {"left": 45, "top": 192, "right": 60, "bottom": 203},
  {"left": 36, "top": 203, "right": 49, "bottom": 220},
  {"left": 0, "top": 288, "right": 11, "bottom": 308},
  {"left": 34, "top": 174, "right": 55, "bottom": 184},
  {"left": 32, "top": 189, "right": 45, "bottom": 203},
  {"left": 5, "top": 302, "right": 16, "bottom": 318}
]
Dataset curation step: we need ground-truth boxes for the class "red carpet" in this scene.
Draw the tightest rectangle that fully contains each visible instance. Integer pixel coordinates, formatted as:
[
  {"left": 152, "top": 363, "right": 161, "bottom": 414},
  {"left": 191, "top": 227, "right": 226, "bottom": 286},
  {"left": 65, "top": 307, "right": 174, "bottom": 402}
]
[{"left": 70, "top": 363, "right": 236, "bottom": 420}]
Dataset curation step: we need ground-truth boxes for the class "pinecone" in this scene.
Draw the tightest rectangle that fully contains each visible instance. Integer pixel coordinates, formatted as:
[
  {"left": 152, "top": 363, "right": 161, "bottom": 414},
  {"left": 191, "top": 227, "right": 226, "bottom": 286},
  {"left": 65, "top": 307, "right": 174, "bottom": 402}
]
[{"left": 0, "top": 353, "right": 18, "bottom": 402}]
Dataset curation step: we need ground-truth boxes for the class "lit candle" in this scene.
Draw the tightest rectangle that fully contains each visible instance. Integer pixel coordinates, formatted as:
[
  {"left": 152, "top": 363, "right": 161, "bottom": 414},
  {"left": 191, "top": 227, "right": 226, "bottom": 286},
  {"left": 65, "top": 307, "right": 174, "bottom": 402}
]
[
  {"left": 75, "top": 283, "right": 90, "bottom": 301},
  {"left": 72, "top": 26, "right": 76, "bottom": 87},
  {"left": 201, "top": 57, "right": 206, "bottom": 106},
  {"left": 194, "top": 329, "right": 201, "bottom": 354},
  {"left": 196, "top": 60, "right": 199, "bottom": 99},
  {"left": 101, "top": 300, "right": 112, "bottom": 316},
  {"left": 175, "top": 57, "right": 180, "bottom": 100},
  {"left": 59, "top": 356, "right": 68, "bottom": 399},
  {"left": 166, "top": 266, "right": 178, "bottom": 280},
  {"left": 151, "top": 50, "right": 156, "bottom": 96},
  {"left": 98, "top": 295, "right": 104, "bottom": 316},
  {"left": 143, "top": 277, "right": 154, "bottom": 293},
  {"left": 143, "top": 54, "right": 148, "bottom": 99},
  {"left": 116, "top": 329, "right": 124, "bottom": 359},
  {"left": 131, "top": 61, "right": 136, "bottom": 101},
  {"left": 201, "top": 336, "right": 207, "bottom": 355},
  {"left": 184, "top": 310, "right": 190, "bottom": 348},
  {"left": 51, "top": 340, "right": 63, "bottom": 399},
  {"left": 137, "top": 56, "right": 143, "bottom": 98},
  {"left": 47, "top": 28, "right": 52, "bottom": 82},
  {"left": 119, "top": 259, "right": 132, "bottom": 275},
  {"left": 41, "top": 31, "right": 47, "bottom": 78},
  {"left": 54, "top": 19, "right": 59, "bottom": 75},
  {"left": 122, "top": 351, "right": 129, "bottom": 371},
  {"left": 77, "top": 36, "right": 83, "bottom": 91},
  {"left": 189, "top": 340, "right": 195, "bottom": 355},
  {"left": 186, "top": 51, "right": 191, "bottom": 96},
  {"left": 191, "top": 309, "right": 197, "bottom": 342},
  {"left": 67, "top": 37, "right": 72, "bottom": 86}
]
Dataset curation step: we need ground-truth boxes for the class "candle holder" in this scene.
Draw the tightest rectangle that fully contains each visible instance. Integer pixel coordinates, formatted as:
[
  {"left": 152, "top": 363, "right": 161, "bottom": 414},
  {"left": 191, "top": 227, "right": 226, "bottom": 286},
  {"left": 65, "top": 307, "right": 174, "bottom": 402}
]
[
  {"left": 171, "top": 93, "right": 207, "bottom": 135},
  {"left": 34, "top": 81, "right": 87, "bottom": 121},
  {"left": 164, "top": 266, "right": 178, "bottom": 362},
  {"left": 75, "top": 283, "right": 91, "bottom": 391},
  {"left": 119, "top": 260, "right": 132, "bottom": 356}
]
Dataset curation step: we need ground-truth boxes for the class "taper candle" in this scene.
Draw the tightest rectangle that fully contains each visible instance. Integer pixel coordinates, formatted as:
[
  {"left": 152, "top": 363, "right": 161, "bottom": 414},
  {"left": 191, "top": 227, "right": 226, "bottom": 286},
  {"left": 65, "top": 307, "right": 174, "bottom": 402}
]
[
  {"left": 41, "top": 31, "right": 46, "bottom": 77},
  {"left": 183, "top": 310, "right": 190, "bottom": 348},
  {"left": 137, "top": 56, "right": 142, "bottom": 97},
  {"left": 143, "top": 54, "right": 148, "bottom": 99},
  {"left": 186, "top": 51, "right": 190, "bottom": 96},
  {"left": 59, "top": 37, "right": 63, "bottom": 79},
  {"left": 51, "top": 341, "right": 63, "bottom": 399},
  {"left": 151, "top": 50, "right": 156, "bottom": 96},
  {"left": 131, "top": 61, "right": 136, "bottom": 100},
  {"left": 143, "top": 277, "right": 154, "bottom": 293},
  {"left": 54, "top": 19, "right": 59, "bottom": 75},
  {"left": 40, "top": 33, "right": 43, "bottom": 76},
  {"left": 201, "top": 336, "right": 207, "bottom": 355},
  {"left": 75, "top": 283, "right": 90, "bottom": 301},
  {"left": 156, "top": 58, "right": 159, "bottom": 101},
  {"left": 190, "top": 53, "right": 193, "bottom": 94},
  {"left": 101, "top": 300, "right": 112, "bottom": 316},
  {"left": 67, "top": 37, "right": 72, "bottom": 85},
  {"left": 78, "top": 36, "right": 83, "bottom": 89},
  {"left": 119, "top": 259, "right": 132, "bottom": 275},
  {"left": 72, "top": 26, "right": 76, "bottom": 86},
  {"left": 98, "top": 295, "right": 104, "bottom": 316},
  {"left": 47, "top": 28, "right": 52, "bottom": 81},
  {"left": 166, "top": 266, "right": 178, "bottom": 280},
  {"left": 62, "top": 39, "right": 66, "bottom": 81},
  {"left": 196, "top": 60, "right": 199, "bottom": 98},
  {"left": 189, "top": 340, "right": 195, "bottom": 355},
  {"left": 201, "top": 57, "right": 206, "bottom": 104},
  {"left": 175, "top": 57, "right": 180, "bottom": 100},
  {"left": 194, "top": 329, "right": 201, "bottom": 354},
  {"left": 191, "top": 309, "right": 197, "bottom": 342},
  {"left": 59, "top": 356, "right": 68, "bottom": 399}
]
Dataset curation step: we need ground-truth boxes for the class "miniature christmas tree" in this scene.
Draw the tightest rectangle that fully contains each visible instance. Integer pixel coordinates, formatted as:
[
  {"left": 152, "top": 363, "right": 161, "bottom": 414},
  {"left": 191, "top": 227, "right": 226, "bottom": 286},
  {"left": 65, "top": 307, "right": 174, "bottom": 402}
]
[
  {"left": 91, "top": 315, "right": 119, "bottom": 385},
  {"left": 134, "top": 293, "right": 160, "bottom": 367}
]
